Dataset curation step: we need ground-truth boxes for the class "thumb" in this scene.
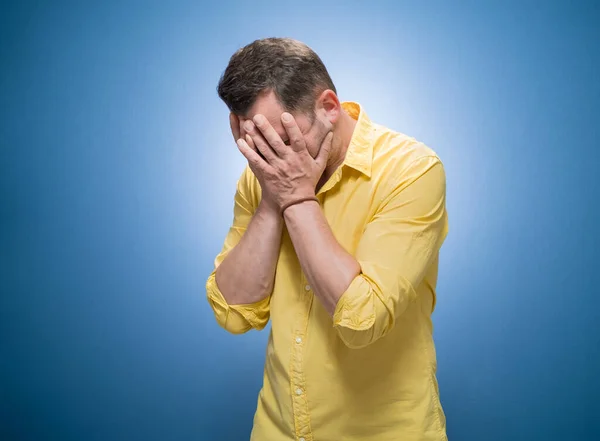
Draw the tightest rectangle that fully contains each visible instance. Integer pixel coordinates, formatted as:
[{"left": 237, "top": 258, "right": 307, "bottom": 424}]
[{"left": 315, "top": 132, "right": 334, "bottom": 170}]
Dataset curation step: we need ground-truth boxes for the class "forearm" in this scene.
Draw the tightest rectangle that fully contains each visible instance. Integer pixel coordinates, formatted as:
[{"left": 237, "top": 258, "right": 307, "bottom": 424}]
[
  {"left": 216, "top": 200, "right": 283, "bottom": 305},
  {"left": 283, "top": 200, "right": 361, "bottom": 315}
]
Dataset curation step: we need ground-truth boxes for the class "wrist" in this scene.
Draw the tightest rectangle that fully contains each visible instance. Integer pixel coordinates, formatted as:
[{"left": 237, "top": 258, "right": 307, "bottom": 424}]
[
  {"left": 281, "top": 196, "right": 319, "bottom": 217},
  {"left": 258, "top": 198, "right": 282, "bottom": 219}
]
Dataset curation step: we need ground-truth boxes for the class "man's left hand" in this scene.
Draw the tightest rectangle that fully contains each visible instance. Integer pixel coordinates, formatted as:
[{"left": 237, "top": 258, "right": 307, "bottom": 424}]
[{"left": 236, "top": 112, "right": 333, "bottom": 212}]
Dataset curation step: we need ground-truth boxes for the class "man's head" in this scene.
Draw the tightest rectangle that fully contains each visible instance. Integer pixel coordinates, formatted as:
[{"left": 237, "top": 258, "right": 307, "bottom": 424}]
[
  {"left": 217, "top": 37, "right": 336, "bottom": 117},
  {"left": 217, "top": 37, "right": 342, "bottom": 159}
]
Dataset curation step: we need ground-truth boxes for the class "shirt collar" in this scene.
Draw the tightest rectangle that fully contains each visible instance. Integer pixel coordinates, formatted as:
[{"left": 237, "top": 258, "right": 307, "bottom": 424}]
[{"left": 340, "top": 101, "right": 375, "bottom": 178}]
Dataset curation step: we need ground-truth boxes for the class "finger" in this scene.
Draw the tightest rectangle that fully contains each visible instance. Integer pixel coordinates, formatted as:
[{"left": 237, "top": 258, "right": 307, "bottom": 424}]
[
  {"left": 253, "top": 114, "right": 287, "bottom": 157},
  {"left": 244, "top": 120, "right": 278, "bottom": 163},
  {"left": 245, "top": 134, "right": 256, "bottom": 151},
  {"left": 315, "top": 132, "right": 334, "bottom": 169},
  {"left": 229, "top": 113, "right": 240, "bottom": 141},
  {"left": 237, "top": 137, "right": 269, "bottom": 173},
  {"left": 246, "top": 134, "right": 267, "bottom": 162},
  {"left": 281, "top": 112, "right": 307, "bottom": 153}
]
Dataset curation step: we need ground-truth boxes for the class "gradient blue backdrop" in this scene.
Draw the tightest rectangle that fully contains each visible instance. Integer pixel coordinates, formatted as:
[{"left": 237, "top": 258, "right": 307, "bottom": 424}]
[{"left": 1, "top": 1, "right": 599, "bottom": 440}]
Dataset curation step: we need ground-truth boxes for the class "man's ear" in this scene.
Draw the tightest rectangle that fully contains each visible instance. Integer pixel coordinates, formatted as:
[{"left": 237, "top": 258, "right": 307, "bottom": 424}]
[
  {"left": 316, "top": 90, "right": 341, "bottom": 125},
  {"left": 229, "top": 112, "right": 241, "bottom": 141}
]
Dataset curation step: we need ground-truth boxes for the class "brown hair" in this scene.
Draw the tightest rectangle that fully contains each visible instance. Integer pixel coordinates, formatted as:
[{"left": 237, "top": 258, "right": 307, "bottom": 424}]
[{"left": 217, "top": 37, "right": 337, "bottom": 117}]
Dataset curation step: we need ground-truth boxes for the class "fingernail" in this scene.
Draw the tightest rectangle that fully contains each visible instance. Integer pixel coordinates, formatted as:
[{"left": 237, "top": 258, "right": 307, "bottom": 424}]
[
  {"left": 244, "top": 121, "right": 254, "bottom": 132},
  {"left": 281, "top": 112, "right": 292, "bottom": 122},
  {"left": 253, "top": 114, "right": 265, "bottom": 124}
]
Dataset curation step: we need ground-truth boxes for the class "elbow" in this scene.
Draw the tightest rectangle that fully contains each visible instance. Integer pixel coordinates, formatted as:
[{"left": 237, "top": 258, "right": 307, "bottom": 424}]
[
  {"left": 333, "top": 295, "right": 396, "bottom": 349},
  {"left": 334, "top": 311, "right": 394, "bottom": 349},
  {"left": 332, "top": 274, "right": 412, "bottom": 349},
  {"left": 207, "top": 294, "right": 254, "bottom": 335},
  {"left": 220, "top": 320, "right": 252, "bottom": 335},
  {"left": 336, "top": 327, "right": 377, "bottom": 349},
  {"left": 205, "top": 273, "right": 270, "bottom": 334}
]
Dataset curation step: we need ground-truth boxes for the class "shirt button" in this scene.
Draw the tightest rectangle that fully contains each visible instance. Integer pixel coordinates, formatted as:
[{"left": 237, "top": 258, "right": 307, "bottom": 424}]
[
  {"left": 304, "top": 284, "right": 311, "bottom": 291},
  {"left": 295, "top": 388, "right": 302, "bottom": 395},
  {"left": 295, "top": 337, "right": 302, "bottom": 344}
]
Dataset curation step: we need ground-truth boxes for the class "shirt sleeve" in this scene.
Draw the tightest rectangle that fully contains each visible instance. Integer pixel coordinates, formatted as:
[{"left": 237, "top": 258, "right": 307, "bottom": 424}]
[
  {"left": 332, "top": 155, "right": 449, "bottom": 348},
  {"left": 206, "top": 166, "right": 271, "bottom": 334}
]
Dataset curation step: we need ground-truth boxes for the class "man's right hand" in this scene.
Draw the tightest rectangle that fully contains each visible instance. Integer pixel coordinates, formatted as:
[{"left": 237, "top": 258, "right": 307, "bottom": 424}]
[{"left": 230, "top": 112, "right": 280, "bottom": 216}]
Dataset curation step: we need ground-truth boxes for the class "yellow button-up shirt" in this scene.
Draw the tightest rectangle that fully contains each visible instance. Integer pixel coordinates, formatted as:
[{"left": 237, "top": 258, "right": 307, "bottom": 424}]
[{"left": 206, "top": 102, "right": 449, "bottom": 441}]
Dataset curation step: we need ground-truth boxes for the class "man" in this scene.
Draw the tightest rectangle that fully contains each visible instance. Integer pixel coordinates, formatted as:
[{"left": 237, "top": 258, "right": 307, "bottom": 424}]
[{"left": 206, "top": 37, "right": 449, "bottom": 441}]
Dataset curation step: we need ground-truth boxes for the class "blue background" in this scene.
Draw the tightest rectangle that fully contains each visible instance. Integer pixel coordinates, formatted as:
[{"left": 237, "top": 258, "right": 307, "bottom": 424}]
[{"left": 1, "top": 1, "right": 599, "bottom": 440}]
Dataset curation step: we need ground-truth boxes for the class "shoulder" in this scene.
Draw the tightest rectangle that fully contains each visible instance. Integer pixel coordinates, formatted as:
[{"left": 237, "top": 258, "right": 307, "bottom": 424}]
[{"left": 370, "top": 124, "right": 445, "bottom": 189}]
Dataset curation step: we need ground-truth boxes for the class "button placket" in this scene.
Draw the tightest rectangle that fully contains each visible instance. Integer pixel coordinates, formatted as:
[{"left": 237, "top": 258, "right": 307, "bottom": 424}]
[{"left": 290, "top": 277, "right": 313, "bottom": 441}]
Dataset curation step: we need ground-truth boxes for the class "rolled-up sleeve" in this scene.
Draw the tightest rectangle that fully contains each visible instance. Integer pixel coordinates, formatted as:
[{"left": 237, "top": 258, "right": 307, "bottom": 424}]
[
  {"left": 206, "top": 166, "right": 271, "bottom": 334},
  {"left": 333, "top": 156, "right": 449, "bottom": 348}
]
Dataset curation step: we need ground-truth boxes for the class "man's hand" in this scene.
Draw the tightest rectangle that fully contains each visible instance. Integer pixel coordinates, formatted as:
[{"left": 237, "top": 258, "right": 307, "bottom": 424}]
[
  {"left": 236, "top": 112, "right": 333, "bottom": 212},
  {"left": 230, "top": 112, "right": 278, "bottom": 213}
]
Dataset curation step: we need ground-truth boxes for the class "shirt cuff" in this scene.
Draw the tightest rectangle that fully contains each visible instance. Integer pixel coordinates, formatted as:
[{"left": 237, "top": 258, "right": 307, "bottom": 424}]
[
  {"left": 332, "top": 274, "right": 377, "bottom": 331},
  {"left": 332, "top": 261, "right": 418, "bottom": 349},
  {"left": 206, "top": 272, "right": 270, "bottom": 333}
]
